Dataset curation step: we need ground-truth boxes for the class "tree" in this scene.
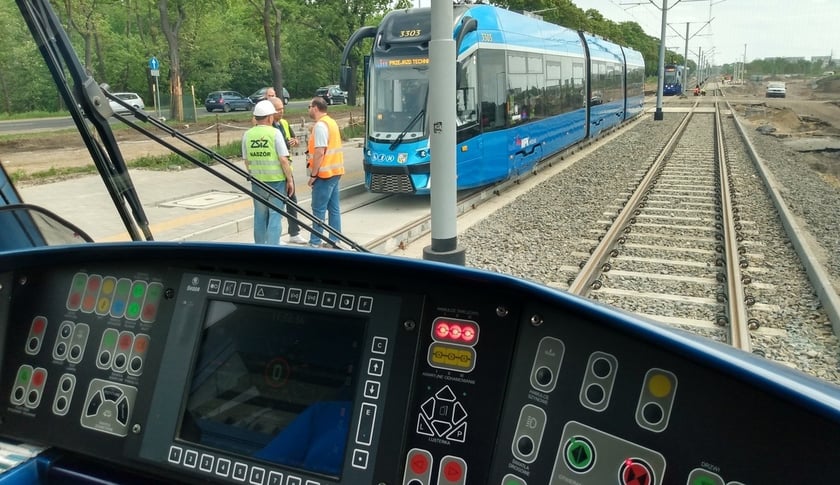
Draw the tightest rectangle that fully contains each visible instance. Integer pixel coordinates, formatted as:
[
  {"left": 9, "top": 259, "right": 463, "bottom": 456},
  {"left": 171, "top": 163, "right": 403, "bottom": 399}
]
[
  {"left": 289, "top": 0, "right": 406, "bottom": 104},
  {"left": 248, "top": 0, "right": 287, "bottom": 96},
  {"left": 158, "top": 0, "right": 185, "bottom": 121}
]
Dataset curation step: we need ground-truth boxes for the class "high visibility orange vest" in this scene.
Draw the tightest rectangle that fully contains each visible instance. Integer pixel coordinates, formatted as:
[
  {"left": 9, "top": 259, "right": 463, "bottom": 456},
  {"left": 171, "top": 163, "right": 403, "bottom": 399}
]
[{"left": 308, "top": 115, "right": 344, "bottom": 178}]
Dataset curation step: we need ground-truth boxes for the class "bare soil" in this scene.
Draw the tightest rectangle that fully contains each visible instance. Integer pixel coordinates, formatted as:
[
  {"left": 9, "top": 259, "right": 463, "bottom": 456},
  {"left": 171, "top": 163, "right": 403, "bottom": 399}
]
[
  {"left": 0, "top": 119, "right": 252, "bottom": 179},
  {"left": 722, "top": 77, "right": 840, "bottom": 184},
  {"left": 0, "top": 110, "right": 359, "bottom": 183}
]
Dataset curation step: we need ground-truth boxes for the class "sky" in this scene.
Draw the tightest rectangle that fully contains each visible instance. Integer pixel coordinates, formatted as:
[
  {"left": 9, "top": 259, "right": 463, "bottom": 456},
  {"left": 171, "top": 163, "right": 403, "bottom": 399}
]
[
  {"left": 411, "top": 1, "right": 839, "bottom": 64},
  {"left": 568, "top": 0, "right": 839, "bottom": 63}
]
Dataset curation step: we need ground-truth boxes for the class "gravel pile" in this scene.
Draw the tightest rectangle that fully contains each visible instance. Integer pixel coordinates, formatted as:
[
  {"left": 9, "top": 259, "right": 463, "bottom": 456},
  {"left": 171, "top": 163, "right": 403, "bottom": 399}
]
[{"left": 459, "top": 113, "right": 840, "bottom": 386}]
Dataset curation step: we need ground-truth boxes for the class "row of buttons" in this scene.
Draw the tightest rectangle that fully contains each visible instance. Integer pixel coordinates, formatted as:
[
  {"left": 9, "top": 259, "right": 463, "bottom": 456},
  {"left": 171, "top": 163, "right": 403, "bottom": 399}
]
[
  {"left": 207, "top": 279, "right": 374, "bottom": 314},
  {"left": 529, "top": 342, "right": 678, "bottom": 432},
  {"left": 403, "top": 449, "right": 468, "bottom": 485},
  {"left": 67, "top": 273, "right": 163, "bottom": 323},
  {"left": 168, "top": 446, "right": 320, "bottom": 485},
  {"left": 351, "top": 336, "right": 389, "bottom": 470}
]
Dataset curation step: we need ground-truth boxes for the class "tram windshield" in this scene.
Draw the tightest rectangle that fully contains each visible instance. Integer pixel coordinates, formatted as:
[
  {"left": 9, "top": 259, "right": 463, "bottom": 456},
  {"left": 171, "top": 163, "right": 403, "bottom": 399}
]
[
  {"left": 368, "top": 57, "right": 429, "bottom": 142},
  {"left": 664, "top": 66, "right": 680, "bottom": 84}
]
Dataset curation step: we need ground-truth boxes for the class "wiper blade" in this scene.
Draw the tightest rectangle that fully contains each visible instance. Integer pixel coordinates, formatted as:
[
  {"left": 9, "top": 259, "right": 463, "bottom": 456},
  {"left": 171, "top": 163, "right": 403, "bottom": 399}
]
[{"left": 389, "top": 109, "right": 425, "bottom": 151}]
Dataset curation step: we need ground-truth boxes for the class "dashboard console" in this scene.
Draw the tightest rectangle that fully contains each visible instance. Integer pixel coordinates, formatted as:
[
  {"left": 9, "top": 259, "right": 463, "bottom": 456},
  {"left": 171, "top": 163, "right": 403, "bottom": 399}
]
[{"left": 0, "top": 243, "right": 838, "bottom": 484}]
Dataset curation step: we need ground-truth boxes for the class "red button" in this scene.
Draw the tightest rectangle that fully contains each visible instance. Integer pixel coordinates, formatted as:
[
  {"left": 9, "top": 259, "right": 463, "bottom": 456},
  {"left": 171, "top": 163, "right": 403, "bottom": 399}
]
[
  {"left": 32, "top": 317, "right": 46, "bottom": 334},
  {"left": 32, "top": 369, "right": 46, "bottom": 387},
  {"left": 443, "top": 460, "right": 462, "bottom": 482},
  {"left": 409, "top": 452, "right": 429, "bottom": 474},
  {"left": 119, "top": 333, "right": 133, "bottom": 350},
  {"left": 621, "top": 459, "right": 652, "bottom": 485}
]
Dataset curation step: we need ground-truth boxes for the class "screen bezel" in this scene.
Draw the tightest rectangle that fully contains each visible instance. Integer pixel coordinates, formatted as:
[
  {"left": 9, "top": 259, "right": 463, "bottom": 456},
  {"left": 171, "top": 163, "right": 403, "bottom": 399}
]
[{"left": 174, "top": 298, "right": 370, "bottom": 479}]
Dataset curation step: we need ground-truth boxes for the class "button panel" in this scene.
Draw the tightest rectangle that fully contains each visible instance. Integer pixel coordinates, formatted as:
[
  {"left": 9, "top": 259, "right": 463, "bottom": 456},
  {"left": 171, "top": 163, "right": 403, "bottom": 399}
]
[{"left": 166, "top": 445, "right": 322, "bottom": 485}]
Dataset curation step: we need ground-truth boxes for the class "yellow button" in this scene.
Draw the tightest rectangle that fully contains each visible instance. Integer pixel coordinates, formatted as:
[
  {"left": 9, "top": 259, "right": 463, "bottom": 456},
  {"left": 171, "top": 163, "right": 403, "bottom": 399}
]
[{"left": 648, "top": 373, "right": 672, "bottom": 398}]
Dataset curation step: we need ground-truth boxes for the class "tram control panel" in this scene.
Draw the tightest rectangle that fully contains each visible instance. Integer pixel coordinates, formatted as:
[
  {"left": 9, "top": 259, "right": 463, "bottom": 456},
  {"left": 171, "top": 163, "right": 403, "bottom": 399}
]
[{"left": 0, "top": 244, "right": 838, "bottom": 484}]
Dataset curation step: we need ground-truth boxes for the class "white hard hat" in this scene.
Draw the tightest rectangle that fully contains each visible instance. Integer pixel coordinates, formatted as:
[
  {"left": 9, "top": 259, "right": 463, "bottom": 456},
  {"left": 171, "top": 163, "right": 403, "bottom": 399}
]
[{"left": 253, "top": 100, "right": 276, "bottom": 117}]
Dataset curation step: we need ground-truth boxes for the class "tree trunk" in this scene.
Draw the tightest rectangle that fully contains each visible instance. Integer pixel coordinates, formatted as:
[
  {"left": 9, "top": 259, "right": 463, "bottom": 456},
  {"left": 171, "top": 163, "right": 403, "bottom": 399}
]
[{"left": 158, "top": 0, "right": 184, "bottom": 121}]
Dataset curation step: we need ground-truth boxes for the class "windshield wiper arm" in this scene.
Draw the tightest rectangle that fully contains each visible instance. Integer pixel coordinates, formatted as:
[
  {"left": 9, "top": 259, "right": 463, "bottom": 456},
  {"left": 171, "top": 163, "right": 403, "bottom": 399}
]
[{"left": 389, "top": 109, "right": 425, "bottom": 151}]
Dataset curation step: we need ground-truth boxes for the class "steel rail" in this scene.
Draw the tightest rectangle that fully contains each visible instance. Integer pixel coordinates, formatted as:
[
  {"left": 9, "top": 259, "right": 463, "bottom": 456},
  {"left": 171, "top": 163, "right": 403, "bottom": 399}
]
[
  {"left": 567, "top": 109, "right": 695, "bottom": 297},
  {"left": 714, "top": 102, "right": 752, "bottom": 351}
]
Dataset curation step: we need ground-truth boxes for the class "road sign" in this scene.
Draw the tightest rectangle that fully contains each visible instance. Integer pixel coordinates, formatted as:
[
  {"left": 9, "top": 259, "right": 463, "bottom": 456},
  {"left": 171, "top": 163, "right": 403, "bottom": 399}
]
[
  {"left": 150, "top": 69, "right": 160, "bottom": 77},
  {"left": 149, "top": 56, "right": 159, "bottom": 71}
]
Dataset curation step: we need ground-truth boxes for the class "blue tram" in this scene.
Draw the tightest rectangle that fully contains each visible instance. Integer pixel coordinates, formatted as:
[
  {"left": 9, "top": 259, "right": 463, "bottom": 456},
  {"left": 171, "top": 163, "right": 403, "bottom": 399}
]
[
  {"left": 663, "top": 64, "right": 683, "bottom": 96},
  {"left": 341, "top": 5, "right": 646, "bottom": 194}
]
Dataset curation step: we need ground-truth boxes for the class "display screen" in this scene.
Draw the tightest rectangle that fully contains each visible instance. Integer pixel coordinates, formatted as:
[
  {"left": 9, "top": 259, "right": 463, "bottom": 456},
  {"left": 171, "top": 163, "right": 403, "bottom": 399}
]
[{"left": 178, "top": 300, "right": 366, "bottom": 478}]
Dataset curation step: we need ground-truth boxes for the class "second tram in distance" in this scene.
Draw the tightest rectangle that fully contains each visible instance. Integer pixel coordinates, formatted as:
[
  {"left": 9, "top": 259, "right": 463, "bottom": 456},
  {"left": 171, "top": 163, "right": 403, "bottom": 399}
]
[
  {"left": 663, "top": 64, "right": 684, "bottom": 96},
  {"left": 341, "top": 4, "right": 645, "bottom": 195}
]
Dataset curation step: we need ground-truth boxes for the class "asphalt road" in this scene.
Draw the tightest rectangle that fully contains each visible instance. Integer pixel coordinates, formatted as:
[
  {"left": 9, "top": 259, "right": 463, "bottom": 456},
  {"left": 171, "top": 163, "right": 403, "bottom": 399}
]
[{"left": 0, "top": 99, "right": 312, "bottom": 135}]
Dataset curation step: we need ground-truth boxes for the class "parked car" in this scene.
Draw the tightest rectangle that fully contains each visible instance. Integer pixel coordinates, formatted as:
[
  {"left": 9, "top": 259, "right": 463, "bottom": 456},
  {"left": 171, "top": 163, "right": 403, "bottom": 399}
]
[
  {"left": 204, "top": 91, "right": 253, "bottom": 112},
  {"left": 765, "top": 82, "right": 786, "bottom": 98},
  {"left": 248, "top": 87, "right": 290, "bottom": 105},
  {"left": 109, "top": 92, "right": 145, "bottom": 114},
  {"left": 315, "top": 85, "right": 347, "bottom": 105}
]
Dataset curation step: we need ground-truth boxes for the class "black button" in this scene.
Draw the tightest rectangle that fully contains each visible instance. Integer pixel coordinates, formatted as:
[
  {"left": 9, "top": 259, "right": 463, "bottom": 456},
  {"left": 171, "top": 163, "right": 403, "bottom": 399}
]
[
  {"left": 517, "top": 435, "right": 534, "bottom": 456},
  {"left": 643, "top": 402, "right": 664, "bottom": 425},
  {"left": 117, "top": 399, "right": 130, "bottom": 425},
  {"left": 585, "top": 383, "right": 605, "bottom": 405},
  {"left": 86, "top": 392, "right": 103, "bottom": 416},
  {"left": 103, "top": 386, "right": 123, "bottom": 402},
  {"left": 535, "top": 366, "right": 553, "bottom": 386}
]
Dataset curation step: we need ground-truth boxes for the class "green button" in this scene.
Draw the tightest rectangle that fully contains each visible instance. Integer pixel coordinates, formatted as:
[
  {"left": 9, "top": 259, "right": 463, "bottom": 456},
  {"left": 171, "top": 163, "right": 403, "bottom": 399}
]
[
  {"left": 565, "top": 436, "right": 594, "bottom": 471},
  {"left": 103, "top": 329, "right": 118, "bottom": 347},
  {"left": 502, "top": 474, "right": 526, "bottom": 485},
  {"left": 692, "top": 477, "right": 717, "bottom": 485},
  {"left": 17, "top": 367, "right": 31, "bottom": 383}
]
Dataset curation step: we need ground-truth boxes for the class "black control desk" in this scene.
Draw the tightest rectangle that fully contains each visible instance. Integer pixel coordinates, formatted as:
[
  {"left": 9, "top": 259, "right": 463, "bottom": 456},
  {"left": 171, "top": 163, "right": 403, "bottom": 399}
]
[{"left": 0, "top": 243, "right": 838, "bottom": 484}]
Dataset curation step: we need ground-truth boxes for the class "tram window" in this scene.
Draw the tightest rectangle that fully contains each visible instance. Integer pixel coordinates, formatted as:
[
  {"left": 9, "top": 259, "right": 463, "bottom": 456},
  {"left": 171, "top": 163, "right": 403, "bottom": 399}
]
[
  {"left": 456, "top": 54, "right": 478, "bottom": 128},
  {"left": 477, "top": 49, "right": 506, "bottom": 131}
]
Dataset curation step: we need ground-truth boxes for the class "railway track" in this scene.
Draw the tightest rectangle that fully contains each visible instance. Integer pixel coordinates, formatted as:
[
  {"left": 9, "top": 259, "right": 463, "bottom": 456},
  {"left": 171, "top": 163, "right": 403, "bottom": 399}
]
[{"left": 567, "top": 103, "right": 758, "bottom": 352}]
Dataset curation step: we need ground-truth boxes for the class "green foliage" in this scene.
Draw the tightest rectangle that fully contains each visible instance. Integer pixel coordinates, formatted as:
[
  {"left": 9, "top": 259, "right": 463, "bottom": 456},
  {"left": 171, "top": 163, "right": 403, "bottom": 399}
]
[{"left": 0, "top": 0, "right": 757, "bottom": 116}]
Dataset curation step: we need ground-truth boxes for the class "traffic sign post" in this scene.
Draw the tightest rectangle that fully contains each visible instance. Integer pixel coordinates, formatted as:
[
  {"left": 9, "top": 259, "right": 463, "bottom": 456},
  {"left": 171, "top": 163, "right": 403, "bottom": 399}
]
[{"left": 149, "top": 56, "right": 161, "bottom": 119}]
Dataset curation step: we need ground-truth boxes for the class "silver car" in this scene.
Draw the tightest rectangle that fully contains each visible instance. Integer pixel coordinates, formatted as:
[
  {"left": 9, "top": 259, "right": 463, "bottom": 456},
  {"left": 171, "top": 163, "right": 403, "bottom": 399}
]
[
  {"left": 765, "top": 82, "right": 786, "bottom": 98},
  {"left": 109, "top": 92, "right": 146, "bottom": 114}
]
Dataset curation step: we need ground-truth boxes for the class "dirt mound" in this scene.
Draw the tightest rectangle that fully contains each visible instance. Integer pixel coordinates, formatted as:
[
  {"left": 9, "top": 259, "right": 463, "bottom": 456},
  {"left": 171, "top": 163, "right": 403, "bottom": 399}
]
[
  {"left": 815, "top": 76, "right": 840, "bottom": 94},
  {"left": 737, "top": 104, "right": 829, "bottom": 137}
]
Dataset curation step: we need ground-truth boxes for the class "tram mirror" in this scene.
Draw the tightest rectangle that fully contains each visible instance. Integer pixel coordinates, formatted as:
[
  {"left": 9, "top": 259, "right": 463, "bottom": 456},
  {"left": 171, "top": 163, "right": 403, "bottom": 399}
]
[{"left": 339, "top": 65, "right": 352, "bottom": 93}]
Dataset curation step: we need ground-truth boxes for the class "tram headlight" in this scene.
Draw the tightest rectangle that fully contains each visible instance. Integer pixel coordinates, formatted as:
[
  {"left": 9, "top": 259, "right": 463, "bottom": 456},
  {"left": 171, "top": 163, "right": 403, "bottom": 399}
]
[{"left": 418, "top": 149, "right": 428, "bottom": 158}]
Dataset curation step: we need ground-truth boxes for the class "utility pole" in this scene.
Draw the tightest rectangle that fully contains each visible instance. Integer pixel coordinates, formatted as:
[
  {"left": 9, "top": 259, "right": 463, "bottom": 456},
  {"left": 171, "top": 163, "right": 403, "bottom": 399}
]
[
  {"left": 423, "top": 1, "right": 465, "bottom": 265},
  {"left": 654, "top": 0, "right": 667, "bottom": 120},
  {"left": 743, "top": 44, "right": 747, "bottom": 83}
]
